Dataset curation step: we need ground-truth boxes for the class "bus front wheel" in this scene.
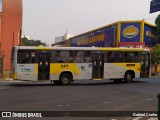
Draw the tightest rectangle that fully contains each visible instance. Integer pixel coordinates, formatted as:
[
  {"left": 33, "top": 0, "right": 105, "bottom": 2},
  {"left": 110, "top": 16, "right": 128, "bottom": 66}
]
[
  {"left": 60, "top": 73, "right": 72, "bottom": 85},
  {"left": 124, "top": 72, "right": 133, "bottom": 83}
]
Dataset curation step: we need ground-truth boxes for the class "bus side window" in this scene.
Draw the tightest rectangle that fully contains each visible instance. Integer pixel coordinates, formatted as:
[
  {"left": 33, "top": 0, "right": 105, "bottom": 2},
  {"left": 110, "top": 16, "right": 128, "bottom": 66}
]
[
  {"left": 68, "top": 51, "right": 73, "bottom": 62},
  {"left": 74, "top": 51, "right": 91, "bottom": 63},
  {"left": 115, "top": 52, "right": 123, "bottom": 62},
  {"left": 55, "top": 51, "right": 62, "bottom": 62},
  {"left": 124, "top": 52, "right": 130, "bottom": 62},
  {"left": 55, "top": 51, "right": 73, "bottom": 63},
  {"left": 124, "top": 52, "right": 139, "bottom": 63},
  {"left": 18, "top": 51, "right": 35, "bottom": 64},
  {"left": 134, "top": 52, "right": 139, "bottom": 62},
  {"left": 107, "top": 52, "right": 123, "bottom": 63},
  {"left": 107, "top": 52, "right": 113, "bottom": 62},
  {"left": 74, "top": 51, "right": 83, "bottom": 63},
  {"left": 51, "top": 51, "right": 56, "bottom": 63},
  {"left": 84, "top": 51, "right": 91, "bottom": 63},
  {"left": 20, "top": 51, "right": 30, "bottom": 63},
  {"left": 30, "top": 52, "right": 35, "bottom": 63}
]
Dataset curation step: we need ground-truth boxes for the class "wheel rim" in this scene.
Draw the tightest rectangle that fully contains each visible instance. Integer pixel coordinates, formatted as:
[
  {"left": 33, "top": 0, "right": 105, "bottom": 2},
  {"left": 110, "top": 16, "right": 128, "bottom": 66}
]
[
  {"left": 62, "top": 76, "right": 69, "bottom": 84},
  {"left": 126, "top": 74, "right": 132, "bottom": 81}
]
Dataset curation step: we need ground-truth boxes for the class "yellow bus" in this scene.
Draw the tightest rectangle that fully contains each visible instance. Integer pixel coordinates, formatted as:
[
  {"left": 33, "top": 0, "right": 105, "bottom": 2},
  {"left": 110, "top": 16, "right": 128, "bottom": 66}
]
[{"left": 11, "top": 46, "right": 151, "bottom": 85}]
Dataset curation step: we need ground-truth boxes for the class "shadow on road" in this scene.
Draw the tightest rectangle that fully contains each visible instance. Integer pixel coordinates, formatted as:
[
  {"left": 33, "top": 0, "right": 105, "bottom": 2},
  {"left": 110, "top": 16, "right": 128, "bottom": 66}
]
[{"left": 4, "top": 80, "right": 147, "bottom": 87}]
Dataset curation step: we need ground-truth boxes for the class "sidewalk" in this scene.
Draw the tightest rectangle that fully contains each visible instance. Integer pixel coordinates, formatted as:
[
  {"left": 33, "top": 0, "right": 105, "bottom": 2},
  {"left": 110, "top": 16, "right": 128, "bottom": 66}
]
[
  {"left": 0, "top": 78, "right": 25, "bottom": 84},
  {"left": 4, "top": 77, "right": 13, "bottom": 80},
  {"left": 0, "top": 77, "right": 14, "bottom": 81}
]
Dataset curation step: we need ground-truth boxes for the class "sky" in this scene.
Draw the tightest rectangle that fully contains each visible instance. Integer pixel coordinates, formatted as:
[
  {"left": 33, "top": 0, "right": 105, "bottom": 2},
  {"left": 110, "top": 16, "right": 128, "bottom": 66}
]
[{"left": 22, "top": 0, "right": 160, "bottom": 44}]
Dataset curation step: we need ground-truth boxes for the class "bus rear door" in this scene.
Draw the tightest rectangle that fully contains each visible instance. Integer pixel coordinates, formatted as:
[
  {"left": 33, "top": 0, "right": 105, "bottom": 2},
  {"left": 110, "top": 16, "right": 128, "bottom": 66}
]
[
  {"left": 140, "top": 52, "right": 150, "bottom": 78},
  {"left": 38, "top": 52, "right": 50, "bottom": 80},
  {"left": 92, "top": 53, "right": 104, "bottom": 80}
]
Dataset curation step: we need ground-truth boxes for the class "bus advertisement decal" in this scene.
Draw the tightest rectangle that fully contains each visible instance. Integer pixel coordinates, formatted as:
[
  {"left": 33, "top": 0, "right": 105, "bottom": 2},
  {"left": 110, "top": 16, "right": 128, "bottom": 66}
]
[{"left": 79, "top": 66, "right": 86, "bottom": 72}]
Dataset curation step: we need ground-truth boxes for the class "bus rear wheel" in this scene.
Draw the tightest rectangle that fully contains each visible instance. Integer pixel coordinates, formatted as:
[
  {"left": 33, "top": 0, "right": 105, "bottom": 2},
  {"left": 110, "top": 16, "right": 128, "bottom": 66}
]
[
  {"left": 124, "top": 72, "right": 133, "bottom": 83},
  {"left": 60, "top": 73, "right": 72, "bottom": 85}
]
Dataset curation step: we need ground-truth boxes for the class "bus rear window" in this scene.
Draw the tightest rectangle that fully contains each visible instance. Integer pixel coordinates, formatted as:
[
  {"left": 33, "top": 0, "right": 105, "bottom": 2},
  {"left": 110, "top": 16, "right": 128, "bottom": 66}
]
[{"left": 17, "top": 50, "right": 36, "bottom": 64}]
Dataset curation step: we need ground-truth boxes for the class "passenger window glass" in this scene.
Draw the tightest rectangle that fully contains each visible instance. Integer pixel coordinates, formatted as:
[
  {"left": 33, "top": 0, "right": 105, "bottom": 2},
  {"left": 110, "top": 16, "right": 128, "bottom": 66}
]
[
  {"left": 31, "top": 52, "right": 36, "bottom": 63},
  {"left": 55, "top": 51, "right": 73, "bottom": 63},
  {"left": 107, "top": 52, "right": 123, "bottom": 63},
  {"left": 124, "top": 52, "right": 139, "bottom": 63},
  {"left": 51, "top": 51, "right": 56, "bottom": 63},
  {"left": 18, "top": 51, "right": 36, "bottom": 64},
  {"left": 84, "top": 51, "right": 91, "bottom": 63},
  {"left": 74, "top": 51, "right": 91, "bottom": 63}
]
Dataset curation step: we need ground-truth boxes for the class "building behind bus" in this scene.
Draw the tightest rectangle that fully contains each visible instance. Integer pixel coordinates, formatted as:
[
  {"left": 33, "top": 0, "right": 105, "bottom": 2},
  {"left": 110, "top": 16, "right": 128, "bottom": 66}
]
[
  {"left": 52, "top": 20, "right": 158, "bottom": 76},
  {"left": 0, "top": 0, "right": 22, "bottom": 78},
  {"left": 52, "top": 20, "right": 157, "bottom": 48}
]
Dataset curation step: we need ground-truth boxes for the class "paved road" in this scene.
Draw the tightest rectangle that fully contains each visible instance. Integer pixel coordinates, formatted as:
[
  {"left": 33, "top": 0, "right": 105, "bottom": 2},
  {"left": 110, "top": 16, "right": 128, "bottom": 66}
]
[{"left": 0, "top": 77, "right": 159, "bottom": 120}]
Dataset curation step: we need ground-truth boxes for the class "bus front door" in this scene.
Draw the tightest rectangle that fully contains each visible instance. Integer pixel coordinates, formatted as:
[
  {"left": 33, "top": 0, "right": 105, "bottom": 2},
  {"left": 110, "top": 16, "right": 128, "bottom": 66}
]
[
  {"left": 140, "top": 52, "right": 150, "bottom": 78},
  {"left": 38, "top": 52, "right": 50, "bottom": 80},
  {"left": 92, "top": 53, "right": 104, "bottom": 79}
]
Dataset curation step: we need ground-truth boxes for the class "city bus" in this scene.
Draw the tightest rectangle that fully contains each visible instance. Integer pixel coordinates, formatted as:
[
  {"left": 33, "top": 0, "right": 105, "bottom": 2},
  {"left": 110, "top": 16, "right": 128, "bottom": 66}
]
[{"left": 10, "top": 46, "right": 151, "bottom": 85}]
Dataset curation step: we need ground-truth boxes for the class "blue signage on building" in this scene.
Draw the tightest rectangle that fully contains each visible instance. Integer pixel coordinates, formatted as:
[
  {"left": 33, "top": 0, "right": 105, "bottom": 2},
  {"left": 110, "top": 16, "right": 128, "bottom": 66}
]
[
  {"left": 144, "top": 24, "right": 156, "bottom": 47},
  {"left": 150, "top": 0, "right": 160, "bottom": 13},
  {"left": 120, "top": 22, "right": 141, "bottom": 42},
  {"left": 70, "top": 25, "right": 117, "bottom": 47}
]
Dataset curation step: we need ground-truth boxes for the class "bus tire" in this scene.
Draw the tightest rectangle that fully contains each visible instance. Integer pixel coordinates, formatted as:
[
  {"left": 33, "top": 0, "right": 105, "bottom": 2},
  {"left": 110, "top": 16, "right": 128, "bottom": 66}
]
[
  {"left": 53, "top": 81, "right": 61, "bottom": 85},
  {"left": 60, "top": 73, "right": 72, "bottom": 85},
  {"left": 124, "top": 72, "right": 133, "bottom": 83}
]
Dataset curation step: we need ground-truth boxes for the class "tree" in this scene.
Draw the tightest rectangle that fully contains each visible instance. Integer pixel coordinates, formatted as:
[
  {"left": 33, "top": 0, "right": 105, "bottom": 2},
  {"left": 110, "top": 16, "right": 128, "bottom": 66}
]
[
  {"left": 21, "top": 37, "right": 46, "bottom": 46},
  {"left": 151, "top": 44, "right": 160, "bottom": 64},
  {"left": 155, "top": 14, "right": 160, "bottom": 30},
  {"left": 155, "top": 14, "right": 160, "bottom": 43},
  {"left": 151, "top": 14, "right": 160, "bottom": 63},
  {"left": 21, "top": 37, "right": 32, "bottom": 46}
]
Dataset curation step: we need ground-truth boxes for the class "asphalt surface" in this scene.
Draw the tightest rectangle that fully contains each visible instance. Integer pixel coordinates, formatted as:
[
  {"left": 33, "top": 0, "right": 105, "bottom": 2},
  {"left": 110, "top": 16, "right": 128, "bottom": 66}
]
[{"left": 0, "top": 77, "right": 160, "bottom": 120}]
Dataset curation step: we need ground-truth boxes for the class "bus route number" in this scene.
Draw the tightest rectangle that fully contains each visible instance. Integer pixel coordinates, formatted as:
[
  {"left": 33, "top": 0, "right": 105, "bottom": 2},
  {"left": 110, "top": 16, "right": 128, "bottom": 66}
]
[{"left": 61, "top": 65, "right": 69, "bottom": 68}]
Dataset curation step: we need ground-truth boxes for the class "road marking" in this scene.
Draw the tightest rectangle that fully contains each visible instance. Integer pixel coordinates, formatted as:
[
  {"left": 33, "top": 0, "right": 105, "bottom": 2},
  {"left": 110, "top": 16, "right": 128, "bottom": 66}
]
[
  {"left": 130, "top": 117, "right": 157, "bottom": 120},
  {"left": 132, "top": 117, "right": 142, "bottom": 120},
  {"left": 147, "top": 118, "right": 158, "bottom": 120},
  {"left": 125, "top": 117, "right": 132, "bottom": 120},
  {"left": 110, "top": 117, "right": 157, "bottom": 120},
  {"left": 57, "top": 105, "right": 64, "bottom": 107}
]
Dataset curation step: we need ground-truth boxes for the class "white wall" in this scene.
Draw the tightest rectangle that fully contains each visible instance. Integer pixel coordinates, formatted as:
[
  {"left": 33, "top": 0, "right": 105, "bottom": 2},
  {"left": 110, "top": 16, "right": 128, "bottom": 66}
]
[{"left": 55, "top": 33, "right": 74, "bottom": 43}]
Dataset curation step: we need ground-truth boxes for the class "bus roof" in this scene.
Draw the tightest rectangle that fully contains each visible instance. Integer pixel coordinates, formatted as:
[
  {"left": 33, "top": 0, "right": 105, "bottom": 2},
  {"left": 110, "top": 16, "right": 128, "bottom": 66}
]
[{"left": 14, "top": 46, "right": 150, "bottom": 52}]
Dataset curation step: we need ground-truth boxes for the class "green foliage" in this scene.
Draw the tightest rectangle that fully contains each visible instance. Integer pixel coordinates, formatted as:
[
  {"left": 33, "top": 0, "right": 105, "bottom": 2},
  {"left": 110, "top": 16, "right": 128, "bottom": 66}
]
[
  {"left": 155, "top": 14, "right": 160, "bottom": 29},
  {"left": 151, "top": 44, "right": 160, "bottom": 64},
  {"left": 155, "top": 14, "right": 160, "bottom": 40},
  {"left": 21, "top": 37, "right": 46, "bottom": 46},
  {"left": 152, "top": 15, "right": 160, "bottom": 63}
]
